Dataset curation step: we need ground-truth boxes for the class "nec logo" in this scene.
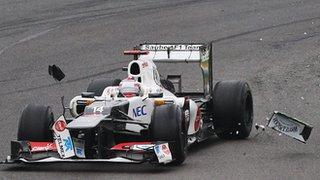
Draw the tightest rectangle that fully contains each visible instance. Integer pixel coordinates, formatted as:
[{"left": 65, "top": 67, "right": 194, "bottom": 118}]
[{"left": 133, "top": 105, "right": 147, "bottom": 117}]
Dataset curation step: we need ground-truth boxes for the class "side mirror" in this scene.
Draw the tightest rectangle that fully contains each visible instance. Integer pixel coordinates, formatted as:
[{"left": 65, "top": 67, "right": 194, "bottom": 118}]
[
  {"left": 81, "top": 92, "right": 95, "bottom": 98},
  {"left": 48, "top": 65, "right": 65, "bottom": 81},
  {"left": 148, "top": 93, "right": 163, "bottom": 98}
]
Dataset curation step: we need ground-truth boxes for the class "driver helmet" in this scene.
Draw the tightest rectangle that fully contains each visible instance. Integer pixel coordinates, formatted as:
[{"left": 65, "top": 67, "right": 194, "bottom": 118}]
[{"left": 119, "top": 78, "right": 142, "bottom": 98}]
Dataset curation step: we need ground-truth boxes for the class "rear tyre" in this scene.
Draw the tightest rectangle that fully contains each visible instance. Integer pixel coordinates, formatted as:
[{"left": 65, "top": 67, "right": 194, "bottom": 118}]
[
  {"left": 160, "top": 79, "right": 175, "bottom": 93},
  {"left": 18, "top": 104, "right": 54, "bottom": 141},
  {"left": 212, "top": 81, "right": 253, "bottom": 139},
  {"left": 87, "top": 79, "right": 121, "bottom": 96},
  {"left": 150, "top": 104, "right": 187, "bottom": 165}
]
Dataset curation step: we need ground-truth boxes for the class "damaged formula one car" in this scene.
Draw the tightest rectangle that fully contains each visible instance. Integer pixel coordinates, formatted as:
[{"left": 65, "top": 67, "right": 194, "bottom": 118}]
[{"left": 4, "top": 43, "right": 253, "bottom": 165}]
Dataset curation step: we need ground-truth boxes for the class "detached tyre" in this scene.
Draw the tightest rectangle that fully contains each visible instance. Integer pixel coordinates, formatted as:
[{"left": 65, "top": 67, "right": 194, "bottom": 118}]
[
  {"left": 87, "top": 79, "right": 121, "bottom": 96},
  {"left": 18, "top": 104, "right": 54, "bottom": 141},
  {"left": 212, "top": 81, "right": 253, "bottom": 139},
  {"left": 150, "top": 104, "right": 187, "bottom": 165}
]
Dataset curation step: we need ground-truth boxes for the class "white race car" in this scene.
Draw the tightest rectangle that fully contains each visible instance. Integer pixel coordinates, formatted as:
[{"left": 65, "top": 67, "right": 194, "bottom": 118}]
[{"left": 4, "top": 43, "right": 253, "bottom": 165}]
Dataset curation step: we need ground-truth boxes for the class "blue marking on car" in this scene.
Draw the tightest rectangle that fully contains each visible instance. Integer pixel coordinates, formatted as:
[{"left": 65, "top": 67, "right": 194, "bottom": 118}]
[
  {"left": 63, "top": 137, "right": 73, "bottom": 151},
  {"left": 133, "top": 105, "right": 147, "bottom": 117},
  {"left": 155, "top": 145, "right": 160, "bottom": 154},
  {"left": 76, "top": 147, "right": 83, "bottom": 155}
]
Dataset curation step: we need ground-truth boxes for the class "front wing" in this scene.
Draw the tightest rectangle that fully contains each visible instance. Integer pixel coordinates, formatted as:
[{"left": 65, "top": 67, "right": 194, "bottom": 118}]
[{"left": 2, "top": 141, "right": 173, "bottom": 164}]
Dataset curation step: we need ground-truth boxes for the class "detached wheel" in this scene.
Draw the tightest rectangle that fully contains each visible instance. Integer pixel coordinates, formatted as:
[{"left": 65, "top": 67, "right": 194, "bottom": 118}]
[
  {"left": 87, "top": 79, "right": 121, "bottom": 96},
  {"left": 212, "top": 81, "right": 253, "bottom": 139},
  {"left": 18, "top": 104, "right": 54, "bottom": 141},
  {"left": 150, "top": 104, "right": 187, "bottom": 165}
]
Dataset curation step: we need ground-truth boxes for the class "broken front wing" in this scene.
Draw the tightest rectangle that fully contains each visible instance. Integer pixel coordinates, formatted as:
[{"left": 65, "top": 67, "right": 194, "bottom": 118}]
[{"left": 267, "top": 111, "right": 313, "bottom": 143}]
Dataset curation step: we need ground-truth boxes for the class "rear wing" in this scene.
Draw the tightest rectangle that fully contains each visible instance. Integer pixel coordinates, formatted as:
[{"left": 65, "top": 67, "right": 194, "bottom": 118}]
[
  {"left": 133, "top": 43, "right": 213, "bottom": 98},
  {"left": 138, "top": 44, "right": 204, "bottom": 62}
]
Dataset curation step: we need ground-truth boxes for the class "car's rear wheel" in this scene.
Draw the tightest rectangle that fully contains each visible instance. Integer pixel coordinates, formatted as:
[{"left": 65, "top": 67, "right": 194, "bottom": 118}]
[
  {"left": 87, "top": 79, "right": 121, "bottom": 96},
  {"left": 18, "top": 104, "right": 54, "bottom": 141},
  {"left": 212, "top": 81, "right": 253, "bottom": 139},
  {"left": 150, "top": 104, "right": 187, "bottom": 165}
]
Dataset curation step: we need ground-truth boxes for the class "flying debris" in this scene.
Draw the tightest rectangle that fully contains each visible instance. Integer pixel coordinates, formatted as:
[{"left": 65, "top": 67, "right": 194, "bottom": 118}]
[{"left": 267, "top": 111, "right": 313, "bottom": 143}]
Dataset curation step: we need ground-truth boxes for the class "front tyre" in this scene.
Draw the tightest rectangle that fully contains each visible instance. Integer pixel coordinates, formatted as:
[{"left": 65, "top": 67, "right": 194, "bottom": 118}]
[
  {"left": 150, "top": 104, "right": 187, "bottom": 165},
  {"left": 18, "top": 104, "right": 54, "bottom": 141},
  {"left": 212, "top": 81, "right": 253, "bottom": 139}
]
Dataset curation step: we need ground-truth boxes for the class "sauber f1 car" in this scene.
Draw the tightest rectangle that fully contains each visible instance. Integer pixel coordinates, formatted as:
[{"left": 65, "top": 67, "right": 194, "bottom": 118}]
[{"left": 4, "top": 43, "right": 253, "bottom": 165}]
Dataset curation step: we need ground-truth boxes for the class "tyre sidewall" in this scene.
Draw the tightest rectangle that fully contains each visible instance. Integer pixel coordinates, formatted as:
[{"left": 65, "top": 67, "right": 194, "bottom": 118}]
[{"left": 212, "top": 81, "right": 253, "bottom": 139}]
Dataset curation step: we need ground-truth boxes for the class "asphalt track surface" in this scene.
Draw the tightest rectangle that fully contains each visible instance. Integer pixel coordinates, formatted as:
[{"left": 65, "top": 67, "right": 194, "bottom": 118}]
[{"left": 0, "top": 0, "right": 320, "bottom": 179}]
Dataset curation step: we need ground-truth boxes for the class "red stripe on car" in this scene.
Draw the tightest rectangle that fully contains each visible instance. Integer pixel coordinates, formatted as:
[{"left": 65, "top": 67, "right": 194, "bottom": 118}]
[
  {"left": 29, "top": 142, "right": 57, "bottom": 152},
  {"left": 111, "top": 142, "right": 152, "bottom": 151},
  {"left": 194, "top": 108, "right": 201, "bottom": 131}
]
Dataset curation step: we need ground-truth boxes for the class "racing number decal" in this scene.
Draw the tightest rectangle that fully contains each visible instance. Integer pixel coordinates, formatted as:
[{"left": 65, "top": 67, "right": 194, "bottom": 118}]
[
  {"left": 84, "top": 106, "right": 106, "bottom": 115},
  {"left": 92, "top": 106, "right": 104, "bottom": 114}
]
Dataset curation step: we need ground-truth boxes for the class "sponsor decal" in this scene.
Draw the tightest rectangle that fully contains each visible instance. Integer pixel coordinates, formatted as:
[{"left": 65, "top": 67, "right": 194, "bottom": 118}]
[
  {"left": 30, "top": 142, "right": 57, "bottom": 152},
  {"left": 111, "top": 142, "right": 152, "bottom": 151},
  {"left": 133, "top": 105, "right": 147, "bottom": 117},
  {"left": 73, "top": 138, "right": 85, "bottom": 158},
  {"left": 63, "top": 137, "right": 73, "bottom": 151},
  {"left": 272, "top": 117, "right": 298, "bottom": 132},
  {"left": 162, "top": 144, "right": 170, "bottom": 155},
  {"left": 154, "top": 143, "right": 172, "bottom": 164},
  {"left": 54, "top": 120, "right": 66, "bottom": 132},
  {"left": 76, "top": 147, "right": 84, "bottom": 156},
  {"left": 52, "top": 115, "right": 75, "bottom": 158},
  {"left": 142, "top": 62, "right": 148, "bottom": 68},
  {"left": 154, "top": 145, "right": 160, "bottom": 154},
  {"left": 143, "top": 44, "right": 202, "bottom": 51},
  {"left": 55, "top": 134, "right": 65, "bottom": 158},
  {"left": 267, "top": 111, "right": 313, "bottom": 143}
]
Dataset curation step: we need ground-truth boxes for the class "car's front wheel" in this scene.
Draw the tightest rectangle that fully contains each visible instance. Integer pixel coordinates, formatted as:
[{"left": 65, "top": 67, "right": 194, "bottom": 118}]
[
  {"left": 150, "top": 104, "right": 187, "bottom": 165},
  {"left": 18, "top": 104, "right": 54, "bottom": 141}
]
